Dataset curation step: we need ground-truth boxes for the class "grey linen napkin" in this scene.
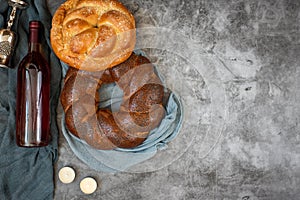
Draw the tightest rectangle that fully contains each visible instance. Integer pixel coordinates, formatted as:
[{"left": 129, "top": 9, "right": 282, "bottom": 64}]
[{"left": 0, "top": 0, "right": 62, "bottom": 199}]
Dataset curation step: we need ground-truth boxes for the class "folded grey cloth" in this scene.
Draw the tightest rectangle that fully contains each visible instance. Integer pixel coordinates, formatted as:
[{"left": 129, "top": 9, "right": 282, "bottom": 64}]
[
  {"left": 0, "top": 0, "right": 62, "bottom": 199},
  {"left": 60, "top": 51, "right": 184, "bottom": 173}
]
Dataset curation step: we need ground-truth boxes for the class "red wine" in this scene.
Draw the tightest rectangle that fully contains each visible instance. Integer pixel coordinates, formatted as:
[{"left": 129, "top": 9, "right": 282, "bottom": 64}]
[{"left": 16, "top": 21, "right": 50, "bottom": 147}]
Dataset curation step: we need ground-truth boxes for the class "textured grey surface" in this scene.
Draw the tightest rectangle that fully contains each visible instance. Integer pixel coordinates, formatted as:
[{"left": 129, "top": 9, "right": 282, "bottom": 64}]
[{"left": 54, "top": 0, "right": 300, "bottom": 199}]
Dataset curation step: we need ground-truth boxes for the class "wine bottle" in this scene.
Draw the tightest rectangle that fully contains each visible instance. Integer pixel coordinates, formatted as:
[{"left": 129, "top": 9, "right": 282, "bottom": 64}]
[{"left": 16, "top": 21, "right": 50, "bottom": 147}]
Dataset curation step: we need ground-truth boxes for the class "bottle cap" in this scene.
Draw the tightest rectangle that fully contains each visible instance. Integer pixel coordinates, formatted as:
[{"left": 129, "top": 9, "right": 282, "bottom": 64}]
[{"left": 29, "top": 20, "right": 41, "bottom": 29}]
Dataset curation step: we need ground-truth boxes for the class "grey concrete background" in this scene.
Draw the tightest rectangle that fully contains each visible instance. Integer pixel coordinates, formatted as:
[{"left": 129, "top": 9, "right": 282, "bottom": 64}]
[{"left": 54, "top": 0, "right": 300, "bottom": 199}]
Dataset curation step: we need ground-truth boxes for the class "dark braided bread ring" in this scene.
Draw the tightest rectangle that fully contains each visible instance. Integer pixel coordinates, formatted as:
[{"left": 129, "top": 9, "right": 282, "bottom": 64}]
[{"left": 61, "top": 53, "right": 165, "bottom": 149}]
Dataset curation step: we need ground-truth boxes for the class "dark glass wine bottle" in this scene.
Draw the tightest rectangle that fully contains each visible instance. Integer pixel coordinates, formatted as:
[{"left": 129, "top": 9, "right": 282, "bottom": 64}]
[{"left": 16, "top": 21, "right": 50, "bottom": 147}]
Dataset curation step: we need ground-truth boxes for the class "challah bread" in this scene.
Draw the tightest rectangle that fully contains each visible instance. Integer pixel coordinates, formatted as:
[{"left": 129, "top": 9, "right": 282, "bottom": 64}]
[
  {"left": 50, "top": 0, "right": 136, "bottom": 71},
  {"left": 61, "top": 53, "right": 166, "bottom": 149}
]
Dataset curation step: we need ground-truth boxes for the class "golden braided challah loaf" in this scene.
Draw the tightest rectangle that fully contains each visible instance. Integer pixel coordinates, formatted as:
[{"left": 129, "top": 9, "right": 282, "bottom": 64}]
[{"left": 50, "top": 0, "right": 136, "bottom": 71}]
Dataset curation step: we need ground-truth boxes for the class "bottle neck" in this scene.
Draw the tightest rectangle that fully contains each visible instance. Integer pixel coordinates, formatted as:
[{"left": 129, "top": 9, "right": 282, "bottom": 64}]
[
  {"left": 28, "top": 42, "right": 41, "bottom": 53},
  {"left": 28, "top": 26, "right": 41, "bottom": 53}
]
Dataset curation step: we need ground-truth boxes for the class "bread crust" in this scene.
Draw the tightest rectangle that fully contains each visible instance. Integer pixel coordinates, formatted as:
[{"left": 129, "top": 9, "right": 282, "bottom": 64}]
[{"left": 50, "top": 0, "right": 136, "bottom": 71}]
